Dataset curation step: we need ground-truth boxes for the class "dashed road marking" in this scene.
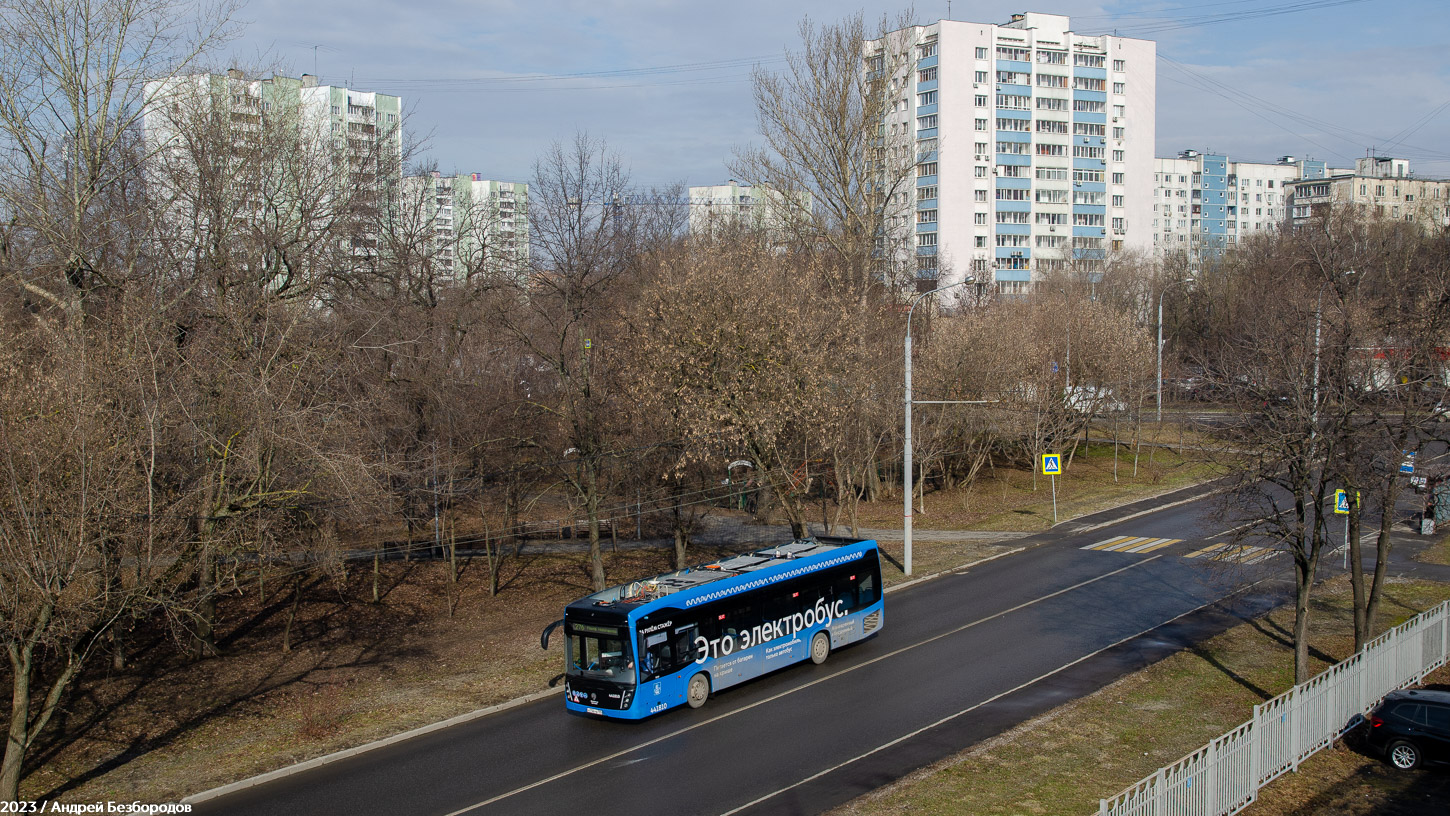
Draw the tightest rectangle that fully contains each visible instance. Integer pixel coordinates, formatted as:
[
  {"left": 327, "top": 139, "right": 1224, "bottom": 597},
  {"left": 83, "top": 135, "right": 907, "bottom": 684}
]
[
  {"left": 1083, "top": 536, "right": 1182, "bottom": 554},
  {"left": 1186, "top": 542, "right": 1279, "bottom": 564}
]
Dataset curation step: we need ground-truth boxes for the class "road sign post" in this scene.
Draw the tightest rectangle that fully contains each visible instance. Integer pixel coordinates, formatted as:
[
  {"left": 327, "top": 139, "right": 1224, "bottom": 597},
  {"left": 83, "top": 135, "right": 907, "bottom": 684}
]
[{"left": 1042, "top": 454, "right": 1062, "bottom": 524}]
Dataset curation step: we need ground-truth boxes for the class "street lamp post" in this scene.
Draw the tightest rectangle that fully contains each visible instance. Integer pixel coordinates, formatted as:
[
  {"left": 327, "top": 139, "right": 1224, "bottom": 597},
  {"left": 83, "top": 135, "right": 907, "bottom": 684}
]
[
  {"left": 1156, "top": 277, "right": 1195, "bottom": 422},
  {"left": 904, "top": 276, "right": 974, "bottom": 577}
]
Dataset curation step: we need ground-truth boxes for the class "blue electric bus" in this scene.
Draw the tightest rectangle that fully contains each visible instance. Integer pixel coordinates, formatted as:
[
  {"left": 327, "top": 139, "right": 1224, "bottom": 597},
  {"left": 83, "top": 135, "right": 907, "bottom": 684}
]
[{"left": 544, "top": 537, "right": 884, "bottom": 719}]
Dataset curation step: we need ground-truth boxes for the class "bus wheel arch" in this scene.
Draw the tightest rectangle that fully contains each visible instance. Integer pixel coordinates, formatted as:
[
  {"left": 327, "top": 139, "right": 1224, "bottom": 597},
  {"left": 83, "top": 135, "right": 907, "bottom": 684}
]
[
  {"left": 686, "top": 672, "right": 711, "bottom": 709},
  {"left": 810, "top": 631, "right": 831, "bottom": 665}
]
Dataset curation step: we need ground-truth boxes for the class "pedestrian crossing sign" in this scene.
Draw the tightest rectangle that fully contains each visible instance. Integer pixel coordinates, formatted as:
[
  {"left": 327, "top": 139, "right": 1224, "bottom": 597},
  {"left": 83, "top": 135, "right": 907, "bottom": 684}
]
[
  {"left": 1334, "top": 490, "right": 1349, "bottom": 514},
  {"left": 1041, "top": 453, "right": 1062, "bottom": 475}
]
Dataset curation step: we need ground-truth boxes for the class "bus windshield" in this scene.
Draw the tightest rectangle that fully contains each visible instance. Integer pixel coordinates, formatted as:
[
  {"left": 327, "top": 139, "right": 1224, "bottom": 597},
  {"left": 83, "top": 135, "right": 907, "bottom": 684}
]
[{"left": 565, "top": 620, "right": 636, "bottom": 685}]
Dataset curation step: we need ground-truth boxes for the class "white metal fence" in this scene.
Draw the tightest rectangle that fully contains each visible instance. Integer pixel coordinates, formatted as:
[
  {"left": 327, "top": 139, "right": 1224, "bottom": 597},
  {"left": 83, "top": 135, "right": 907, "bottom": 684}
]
[{"left": 1098, "top": 600, "right": 1450, "bottom": 816}]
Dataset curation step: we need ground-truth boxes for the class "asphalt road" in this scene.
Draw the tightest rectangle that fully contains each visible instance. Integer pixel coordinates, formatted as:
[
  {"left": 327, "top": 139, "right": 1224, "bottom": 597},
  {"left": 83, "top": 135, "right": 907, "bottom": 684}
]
[{"left": 189, "top": 482, "right": 1439, "bottom": 816}]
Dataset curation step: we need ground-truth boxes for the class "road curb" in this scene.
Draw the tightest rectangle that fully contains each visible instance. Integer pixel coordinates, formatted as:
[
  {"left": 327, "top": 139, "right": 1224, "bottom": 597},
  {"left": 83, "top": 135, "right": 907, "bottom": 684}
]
[{"left": 182, "top": 686, "right": 563, "bottom": 805}]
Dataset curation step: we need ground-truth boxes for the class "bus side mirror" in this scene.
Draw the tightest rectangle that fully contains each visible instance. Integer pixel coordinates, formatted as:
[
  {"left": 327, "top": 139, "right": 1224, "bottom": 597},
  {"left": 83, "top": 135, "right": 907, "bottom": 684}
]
[{"left": 540, "top": 618, "right": 564, "bottom": 650}]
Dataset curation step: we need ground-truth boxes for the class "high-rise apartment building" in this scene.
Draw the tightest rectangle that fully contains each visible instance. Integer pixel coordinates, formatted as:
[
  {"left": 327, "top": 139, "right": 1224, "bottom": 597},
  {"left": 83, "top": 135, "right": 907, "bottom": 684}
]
[
  {"left": 1287, "top": 156, "right": 1450, "bottom": 232},
  {"left": 687, "top": 181, "right": 811, "bottom": 240},
  {"left": 143, "top": 71, "right": 403, "bottom": 259},
  {"left": 401, "top": 173, "right": 529, "bottom": 279},
  {"left": 1152, "top": 151, "right": 1314, "bottom": 263},
  {"left": 871, "top": 12, "right": 1155, "bottom": 294}
]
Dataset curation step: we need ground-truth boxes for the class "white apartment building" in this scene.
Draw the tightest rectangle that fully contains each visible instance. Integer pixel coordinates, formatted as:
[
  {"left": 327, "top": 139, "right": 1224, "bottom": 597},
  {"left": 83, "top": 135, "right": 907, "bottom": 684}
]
[
  {"left": 871, "top": 12, "right": 1156, "bottom": 294},
  {"left": 687, "top": 181, "right": 811, "bottom": 239},
  {"left": 143, "top": 71, "right": 403, "bottom": 258},
  {"left": 401, "top": 173, "right": 529, "bottom": 280},
  {"left": 1152, "top": 151, "right": 1317, "bottom": 264}
]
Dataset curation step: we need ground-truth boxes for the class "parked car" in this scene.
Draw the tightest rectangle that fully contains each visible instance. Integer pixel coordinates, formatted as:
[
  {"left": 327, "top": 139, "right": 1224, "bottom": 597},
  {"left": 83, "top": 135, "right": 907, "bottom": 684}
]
[{"left": 1361, "top": 688, "right": 1450, "bottom": 769}]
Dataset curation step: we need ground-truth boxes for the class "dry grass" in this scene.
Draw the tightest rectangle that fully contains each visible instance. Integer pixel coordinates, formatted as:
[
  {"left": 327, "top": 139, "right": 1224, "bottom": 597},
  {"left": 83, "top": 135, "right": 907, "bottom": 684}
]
[
  {"left": 829, "top": 575, "right": 1450, "bottom": 816},
  {"left": 853, "top": 438, "right": 1226, "bottom": 534}
]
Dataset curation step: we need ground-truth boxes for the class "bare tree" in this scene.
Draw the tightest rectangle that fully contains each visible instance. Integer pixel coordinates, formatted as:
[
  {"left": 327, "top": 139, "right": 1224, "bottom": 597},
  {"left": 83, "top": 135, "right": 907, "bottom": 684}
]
[{"left": 731, "top": 11, "right": 920, "bottom": 304}]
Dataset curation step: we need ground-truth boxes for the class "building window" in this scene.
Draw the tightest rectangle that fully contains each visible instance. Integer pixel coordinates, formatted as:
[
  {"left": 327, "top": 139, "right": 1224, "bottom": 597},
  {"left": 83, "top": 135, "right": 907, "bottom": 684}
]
[
  {"left": 919, "top": 42, "right": 937, "bottom": 58},
  {"left": 917, "top": 209, "right": 938, "bottom": 223},
  {"left": 1037, "top": 73, "right": 1068, "bottom": 88},
  {"left": 974, "top": 165, "right": 988, "bottom": 177},
  {"left": 997, "top": 93, "right": 1029, "bottom": 110},
  {"left": 1113, "top": 59, "right": 1126, "bottom": 72},
  {"left": 1037, "top": 50, "right": 1066, "bottom": 64},
  {"left": 918, "top": 162, "right": 938, "bottom": 177},
  {"left": 976, "top": 94, "right": 989, "bottom": 107},
  {"left": 1111, "top": 172, "right": 1125, "bottom": 184},
  {"left": 1112, "top": 217, "right": 1126, "bottom": 231},
  {"left": 975, "top": 142, "right": 989, "bottom": 154},
  {"left": 1036, "top": 167, "right": 1069, "bottom": 181},
  {"left": 975, "top": 236, "right": 987, "bottom": 247},
  {"left": 917, "top": 233, "right": 937, "bottom": 247},
  {"left": 1035, "top": 189, "right": 1069, "bottom": 204},
  {"left": 1073, "top": 213, "right": 1105, "bottom": 226},
  {"left": 917, "top": 114, "right": 938, "bottom": 129},
  {"left": 1073, "top": 145, "right": 1105, "bottom": 159},
  {"left": 997, "top": 188, "right": 1031, "bottom": 201},
  {"left": 997, "top": 71, "right": 1030, "bottom": 85},
  {"left": 1112, "top": 82, "right": 1126, "bottom": 94},
  {"left": 1112, "top": 150, "right": 1125, "bottom": 162},
  {"left": 1114, "top": 104, "right": 1126, "bottom": 117},
  {"left": 1036, "top": 143, "right": 1067, "bottom": 157},
  {"left": 975, "top": 212, "right": 989, "bottom": 225},
  {"left": 1073, "top": 122, "right": 1105, "bottom": 136},
  {"left": 997, "top": 140, "right": 1029, "bottom": 155},
  {"left": 1073, "top": 169, "right": 1104, "bottom": 183},
  {"left": 975, "top": 189, "right": 988, "bottom": 202},
  {"left": 997, "top": 210, "right": 1030, "bottom": 223},
  {"left": 1112, "top": 127, "right": 1125, "bottom": 139},
  {"left": 1073, "top": 191, "right": 1106, "bottom": 205},
  {"left": 975, "top": 118, "right": 988, "bottom": 131},
  {"left": 975, "top": 70, "right": 989, "bottom": 83},
  {"left": 1072, "top": 99, "right": 1105, "bottom": 113},
  {"left": 1074, "top": 53, "right": 1105, "bottom": 68},
  {"left": 1112, "top": 194, "right": 1124, "bottom": 207},
  {"left": 1035, "top": 119, "right": 1068, "bottom": 134},
  {"left": 917, "top": 90, "right": 937, "bottom": 106},
  {"left": 918, "top": 67, "right": 937, "bottom": 83},
  {"left": 1037, "top": 97, "right": 1068, "bottom": 111},
  {"left": 996, "top": 234, "right": 1030, "bottom": 247},
  {"left": 1036, "top": 212, "right": 1068, "bottom": 225},
  {"left": 918, "top": 185, "right": 938, "bottom": 200},
  {"left": 998, "top": 117, "right": 1030, "bottom": 132},
  {"left": 1072, "top": 77, "right": 1105, "bottom": 91},
  {"left": 996, "top": 46, "right": 1031, "bottom": 61},
  {"left": 975, "top": 47, "right": 988, "bottom": 59}
]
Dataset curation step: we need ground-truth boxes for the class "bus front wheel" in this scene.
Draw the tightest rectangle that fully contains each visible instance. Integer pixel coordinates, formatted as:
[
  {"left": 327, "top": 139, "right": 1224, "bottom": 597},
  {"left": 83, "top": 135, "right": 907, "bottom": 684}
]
[
  {"left": 687, "top": 672, "right": 710, "bottom": 709},
  {"left": 810, "top": 631, "right": 831, "bottom": 665}
]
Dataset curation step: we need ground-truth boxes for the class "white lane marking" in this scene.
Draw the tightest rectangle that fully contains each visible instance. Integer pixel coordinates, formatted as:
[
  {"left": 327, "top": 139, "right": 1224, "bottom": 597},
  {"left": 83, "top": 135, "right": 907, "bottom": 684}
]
[
  {"left": 440, "top": 557, "right": 1164, "bottom": 815},
  {"left": 716, "top": 575, "right": 1276, "bottom": 816}
]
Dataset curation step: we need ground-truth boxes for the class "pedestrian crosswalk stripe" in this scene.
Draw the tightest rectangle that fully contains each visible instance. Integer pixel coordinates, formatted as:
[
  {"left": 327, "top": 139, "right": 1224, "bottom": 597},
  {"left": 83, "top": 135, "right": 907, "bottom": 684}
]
[
  {"left": 1083, "top": 536, "right": 1182, "bottom": 553},
  {"left": 1185, "top": 542, "right": 1278, "bottom": 564}
]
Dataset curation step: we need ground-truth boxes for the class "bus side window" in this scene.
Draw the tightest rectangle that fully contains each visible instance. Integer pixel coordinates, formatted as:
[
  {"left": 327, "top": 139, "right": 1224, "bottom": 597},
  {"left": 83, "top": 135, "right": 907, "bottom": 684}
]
[{"left": 858, "top": 571, "right": 878, "bottom": 607}]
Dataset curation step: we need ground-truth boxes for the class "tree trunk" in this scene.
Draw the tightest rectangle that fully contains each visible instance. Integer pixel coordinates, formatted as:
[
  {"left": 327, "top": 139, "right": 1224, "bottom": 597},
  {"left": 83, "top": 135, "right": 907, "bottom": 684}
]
[
  {"left": 192, "top": 545, "right": 218, "bottom": 659},
  {"left": 585, "top": 461, "right": 605, "bottom": 592},
  {"left": 2, "top": 644, "right": 35, "bottom": 801},
  {"left": 1347, "top": 490, "right": 1367, "bottom": 652},
  {"left": 1293, "top": 553, "right": 1314, "bottom": 684}
]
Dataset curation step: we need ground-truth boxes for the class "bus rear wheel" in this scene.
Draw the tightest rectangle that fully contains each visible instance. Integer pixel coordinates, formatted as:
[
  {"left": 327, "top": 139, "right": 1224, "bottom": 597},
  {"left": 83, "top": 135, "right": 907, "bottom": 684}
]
[
  {"left": 810, "top": 631, "right": 831, "bottom": 665},
  {"left": 687, "top": 672, "right": 710, "bottom": 709}
]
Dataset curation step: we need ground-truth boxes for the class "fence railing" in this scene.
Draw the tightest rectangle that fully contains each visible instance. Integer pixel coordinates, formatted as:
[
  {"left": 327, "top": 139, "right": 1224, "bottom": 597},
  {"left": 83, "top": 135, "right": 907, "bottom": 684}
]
[{"left": 1098, "top": 600, "right": 1450, "bottom": 816}]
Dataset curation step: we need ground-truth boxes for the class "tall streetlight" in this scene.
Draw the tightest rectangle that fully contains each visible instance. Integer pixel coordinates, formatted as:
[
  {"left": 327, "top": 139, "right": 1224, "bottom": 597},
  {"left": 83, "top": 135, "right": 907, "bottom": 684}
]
[
  {"left": 904, "top": 276, "right": 974, "bottom": 576},
  {"left": 1156, "top": 276, "right": 1195, "bottom": 422}
]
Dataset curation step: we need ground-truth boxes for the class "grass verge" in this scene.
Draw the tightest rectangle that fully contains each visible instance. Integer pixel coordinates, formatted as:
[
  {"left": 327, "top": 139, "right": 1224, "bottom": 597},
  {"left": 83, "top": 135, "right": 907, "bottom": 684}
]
[{"left": 829, "top": 574, "right": 1450, "bottom": 816}]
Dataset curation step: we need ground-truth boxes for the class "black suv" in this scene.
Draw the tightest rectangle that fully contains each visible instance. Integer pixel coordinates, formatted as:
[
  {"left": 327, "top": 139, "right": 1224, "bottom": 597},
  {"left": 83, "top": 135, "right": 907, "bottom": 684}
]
[{"left": 1363, "top": 689, "right": 1450, "bottom": 770}]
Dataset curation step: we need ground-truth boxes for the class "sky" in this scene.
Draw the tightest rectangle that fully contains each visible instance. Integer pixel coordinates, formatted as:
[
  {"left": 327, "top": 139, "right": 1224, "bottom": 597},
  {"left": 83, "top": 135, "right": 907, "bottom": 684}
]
[{"left": 223, "top": 0, "right": 1450, "bottom": 188}]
